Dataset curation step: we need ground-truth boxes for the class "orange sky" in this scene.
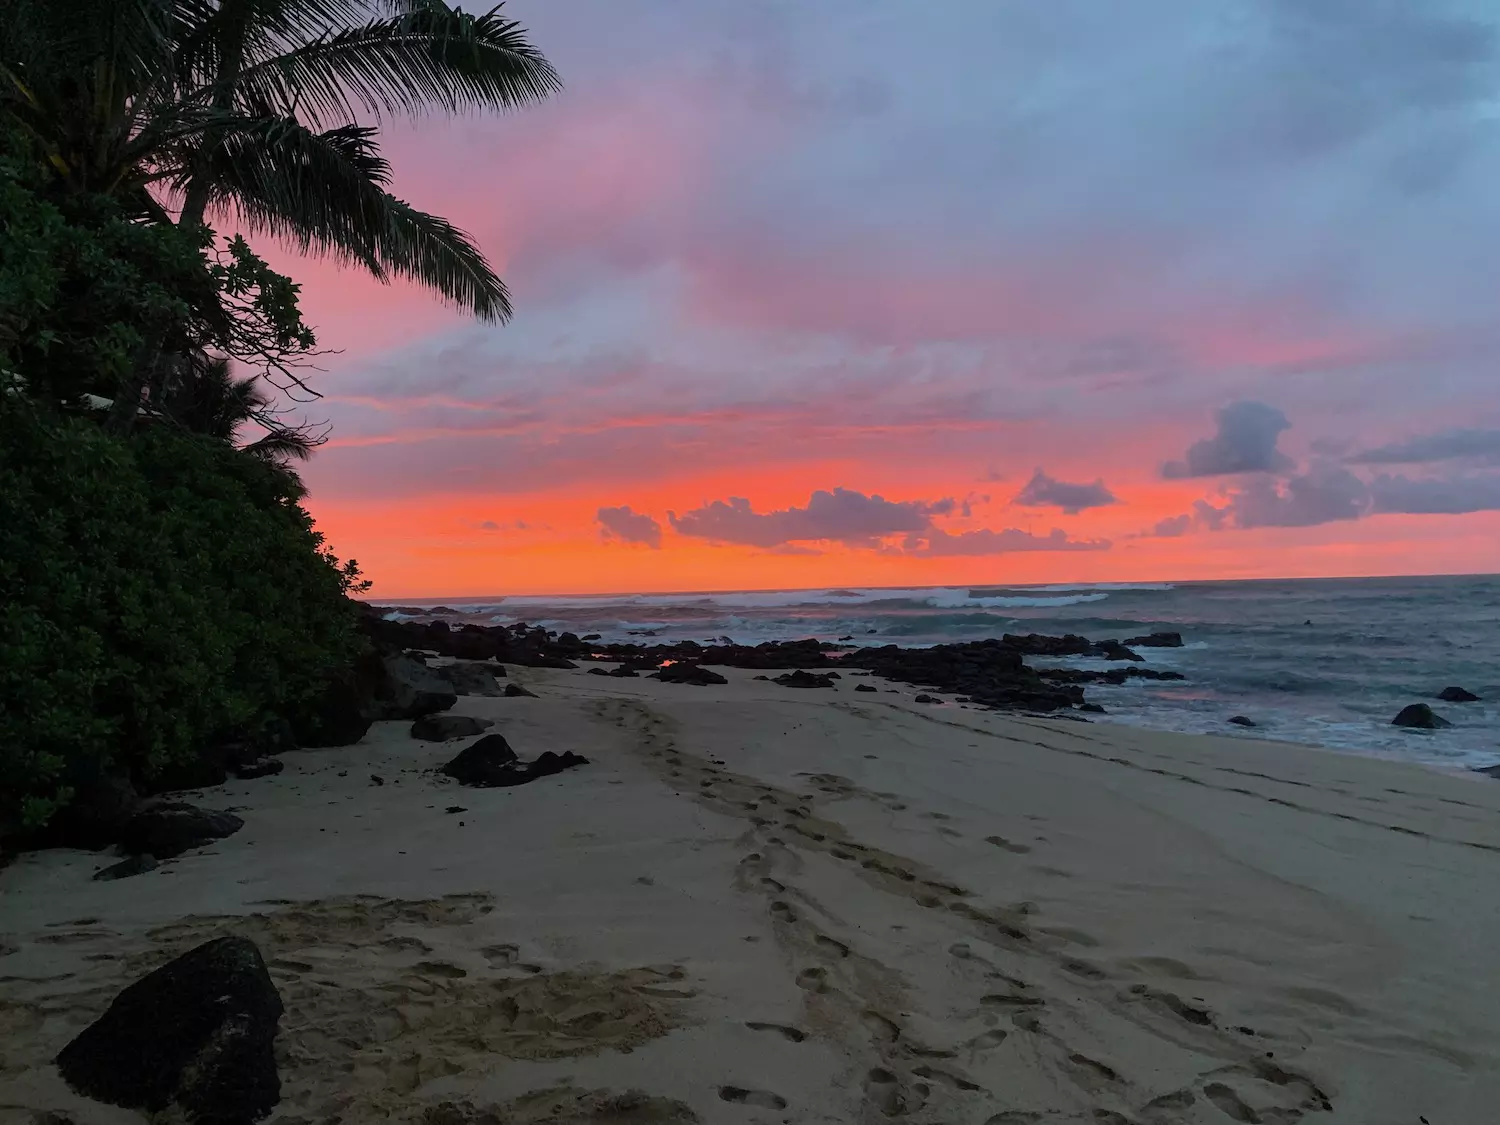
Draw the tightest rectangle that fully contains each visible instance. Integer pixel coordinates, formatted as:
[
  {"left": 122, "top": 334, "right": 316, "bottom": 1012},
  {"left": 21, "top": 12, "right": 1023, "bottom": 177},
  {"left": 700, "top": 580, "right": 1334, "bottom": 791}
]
[{"left": 275, "top": 2, "right": 1500, "bottom": 598}]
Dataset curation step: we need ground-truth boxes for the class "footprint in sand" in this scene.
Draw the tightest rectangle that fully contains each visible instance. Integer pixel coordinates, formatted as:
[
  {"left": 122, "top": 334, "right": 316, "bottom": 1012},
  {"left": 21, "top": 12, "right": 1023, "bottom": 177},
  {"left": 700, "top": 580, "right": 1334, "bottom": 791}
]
[
  {"left": 744, "top": 1021, "right": 807, "bottom": 1042},
  {"left": 770, "top": 901, "right": 797, "bottom": 922},
  {"left": 1203, "top": 1083, "right": 1259, "bottom": 1122},
  {"left": 984, "top": 835, "right": 1032, "bottom": 854},
  {"left": 912, "top": 1065, "right": 984, "bottom": 1092},
  {"left": 482, "top": 943, "right": 519, "bottom": 967},
  {"left": 814, "top": 934, "right": 850, "bottom": 958},
  {"left": 860, "top": 1010, "right": 901, "bottom": 1043},
  {"left": 863, "top": 1068, "right": 904, "bottom": 1116},
  {"left": 719, "top": 1086, "right": 788, "bottom": 1109},
  {"left": 414, "top": 961, "right": 468, "bottom": 979},
  {"left": 796, "top": 967, "right": 830, "bottom": 994}
]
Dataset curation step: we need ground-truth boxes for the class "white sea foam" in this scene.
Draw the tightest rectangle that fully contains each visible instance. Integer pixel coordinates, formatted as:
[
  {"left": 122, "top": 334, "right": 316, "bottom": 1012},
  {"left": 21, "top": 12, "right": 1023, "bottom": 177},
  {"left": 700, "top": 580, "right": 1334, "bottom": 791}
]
[{"left": 434, "top": 586, "right": 1118, "bottom": 614}]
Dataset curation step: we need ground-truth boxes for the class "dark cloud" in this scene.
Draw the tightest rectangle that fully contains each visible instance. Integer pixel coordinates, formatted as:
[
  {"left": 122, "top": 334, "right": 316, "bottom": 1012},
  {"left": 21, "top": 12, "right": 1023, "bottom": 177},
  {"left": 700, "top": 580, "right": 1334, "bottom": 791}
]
[
  {"left": 1219, "top": 463, "right": 1367, "bottom": 528},
  {"left": 597, "top": 505, "right": 663, "bottom": 548},
  {"left": 1368, "top": 472, "right": 1500, "bottom": 515},
  {"left": 1162, "top": 402, "right": 1294, "bottom": 479},
  {"left": 662, "top": 487, "right": 1109, "bottom": 554},
  {"left": 1347, "top": 428, "right": 1500, "bottom": 465},
  {"left": 902, "top": 527, "right": 1111, "bottom": 556},
  {"left": 1013, "top": 468, "right": 1117, "bottom": 514},
  {"left": 1145, "top": 514, "right": 1193, "bottom": 538},
  {"left": 668, "top": 488, "right": 948, "bottom": 549}
]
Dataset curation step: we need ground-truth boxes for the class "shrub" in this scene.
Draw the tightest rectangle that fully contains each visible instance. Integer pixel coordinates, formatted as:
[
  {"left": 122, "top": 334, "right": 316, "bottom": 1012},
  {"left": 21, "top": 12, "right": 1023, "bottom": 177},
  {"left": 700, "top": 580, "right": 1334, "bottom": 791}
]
[{"left": 0, "top": 403, "right": 361, "bottom": 828}]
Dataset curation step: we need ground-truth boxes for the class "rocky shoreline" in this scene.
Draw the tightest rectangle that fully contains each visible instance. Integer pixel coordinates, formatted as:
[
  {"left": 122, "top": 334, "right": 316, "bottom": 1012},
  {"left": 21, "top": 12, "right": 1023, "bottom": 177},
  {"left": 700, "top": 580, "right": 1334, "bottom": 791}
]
[{"left": 361, "top": 605, "right": 1187, "bottom": 715}]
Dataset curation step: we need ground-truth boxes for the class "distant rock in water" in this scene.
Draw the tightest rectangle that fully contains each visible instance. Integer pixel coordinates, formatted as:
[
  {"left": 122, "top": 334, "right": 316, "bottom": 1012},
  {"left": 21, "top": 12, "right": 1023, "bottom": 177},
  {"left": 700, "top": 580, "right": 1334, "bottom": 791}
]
[
  {"left": 1123, "top": 631, "right": 1183, "bottom": 648},
  {"left": 855, "top": 683, "right": 878, "bottom": 693},
  {"left": 56, "top": 936, "right": 283, "bottom": 1125},
  {"left": 1228, "top": 715, "right": 1256, "bottom": 728},
  {"left": 1473, "top": 764, "right": 1500, "bottom": 780},
  {"left": 913, "top": 693, "right": 939, "bottom": 704},
  {"left": 1438, "top": 686, "right": 1480, "bottom": 703},
  {"left": 1079, "top": 702, "right": 1106, "bottom": 713},
  {"left": 410, "top": 714, "right": 494, "bottom": 742},
  {"left": 1392, "top": 704, "right": 1452, "bottom": 729}
]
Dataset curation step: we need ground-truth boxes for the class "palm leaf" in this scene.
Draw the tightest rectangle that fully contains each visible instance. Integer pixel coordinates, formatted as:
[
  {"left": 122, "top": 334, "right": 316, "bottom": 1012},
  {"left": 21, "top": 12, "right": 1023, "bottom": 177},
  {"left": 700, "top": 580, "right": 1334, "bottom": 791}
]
[
  {"left": 234, "top": 2, "right": 559, "bottom": 127},
  {"left": 194, "top": 112, "right": 509, "bottom": 318},
  {"left": 242, "top": 425, "right": 316, "bottom": 462}
]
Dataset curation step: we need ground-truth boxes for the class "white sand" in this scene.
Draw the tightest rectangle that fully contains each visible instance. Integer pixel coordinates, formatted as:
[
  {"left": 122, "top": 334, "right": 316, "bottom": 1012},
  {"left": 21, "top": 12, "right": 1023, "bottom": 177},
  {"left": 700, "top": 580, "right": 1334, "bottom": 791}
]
[{"left": 4, "top": 665, "right": 1500, "bottom": 1124}]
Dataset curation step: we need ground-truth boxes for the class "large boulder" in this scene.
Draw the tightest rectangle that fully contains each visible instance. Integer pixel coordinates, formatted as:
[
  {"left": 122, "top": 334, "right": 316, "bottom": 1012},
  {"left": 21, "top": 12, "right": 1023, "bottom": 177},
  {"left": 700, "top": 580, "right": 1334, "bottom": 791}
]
[
  {"left": 1438, "top": 686, "right": 1481, "bottom": 703},
  {"left": 118, "top": 803, "right": 244, "bottom": 859},
  {"left": 441, "top": 734, "right": 589, "bottom": 788},
  {"left": 291, "top": 676, "right": 373, "bottom": 748},
  {"left": 370, "top": 654, "right": 458, "bottom": 720},
  {"left": 410, "top": 714, "right": 495, "bottom": 742},
  {"left": 1392, "top": 703, "right": 1452, "bottom": 730},
  {"left": 36, "top": 772, "right": 141, "bottom": 851},
  {"left": 651, "top": 663, "right": 728, "bottom": 686},
  {"left": 442, "top": 661, "right": 506, "bottom": 696},
  {"left": 56, "top": 935, "right": 283, "bottom": 1124},
  {"left": 773, "top": 670, "right": 838, "bottom": 689},
  {"left": 1123, "top": 632, "right": 1184, "bottom": 648}
]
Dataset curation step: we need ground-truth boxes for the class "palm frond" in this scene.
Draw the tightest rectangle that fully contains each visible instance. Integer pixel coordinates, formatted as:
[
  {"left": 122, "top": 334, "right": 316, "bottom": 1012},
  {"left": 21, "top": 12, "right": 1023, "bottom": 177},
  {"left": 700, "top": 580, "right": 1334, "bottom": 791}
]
[
  {"left": 242, "top": 425, "right": 317, "bottom": 462},
  {"left": 195, "top": 112, "right": 509, "bottom": 318},
  {"left": 234, "top": 2, "right": 559, "bottom": 127},
  {"left": 366, "top": 194, "right": 510, "bottom": 321}
]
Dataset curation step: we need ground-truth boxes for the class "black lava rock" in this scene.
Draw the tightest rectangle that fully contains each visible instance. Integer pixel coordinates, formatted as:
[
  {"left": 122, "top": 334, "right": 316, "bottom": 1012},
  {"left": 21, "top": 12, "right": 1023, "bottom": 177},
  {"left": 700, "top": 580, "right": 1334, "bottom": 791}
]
[
  {"left": 1228, "top": 715, "right": 1257, "bottom": 728},
  {"left": 1123, "top": 632, "right": 1184, "bottom": 648},
  {"left": 410, "top": 714, "right": 495, "bottom": 742},
  {"left": 773, "top": 669, "right": 839, "bottom": 689},
  {"left": 232, "top": 758, "right": 284, "bottom": 781},
  {"left": 94, "top": 853, "right": 160, "bottom": 881},
  {"left": 1078, "top": 702, "right": 1106, "bottom": 714},
  {"left": 442, "top": 662, "right": 506, "bottom": 696},
  {"left": 503, "top": 682, "right": 538, "bottom": 698},
  {"left": 1392, "top": 703, "right": 1452, "bottom": 729},
  {"left": 855, "top": 683, "right": 878, "bottom": 693},
  {"left": 1438, "top": 686, "right": 1480, "bottom": 703},
  {"left": 56, "top": 935, "right": 283, "bottom": 1125},
  {"left": 440, "top": 734, "right": 588, "bottom": 788},
  {"left": 913, "top": 693, "right": 938, "bottom": 704},
  {"left": 118, "top": 803, "right": 244, "bottom": 859},
  {"left": 651, "top": 663, "right": 729, "bottom": 686},
  {"left": 373, "top": 654, "right": 459, "bottom": 720}
]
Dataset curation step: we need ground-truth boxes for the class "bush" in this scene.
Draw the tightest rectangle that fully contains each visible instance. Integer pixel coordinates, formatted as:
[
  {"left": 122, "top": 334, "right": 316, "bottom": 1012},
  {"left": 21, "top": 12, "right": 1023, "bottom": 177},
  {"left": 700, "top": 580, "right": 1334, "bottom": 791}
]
[{"left": 0, "top": 403, "right": 361, "bottom": 829}]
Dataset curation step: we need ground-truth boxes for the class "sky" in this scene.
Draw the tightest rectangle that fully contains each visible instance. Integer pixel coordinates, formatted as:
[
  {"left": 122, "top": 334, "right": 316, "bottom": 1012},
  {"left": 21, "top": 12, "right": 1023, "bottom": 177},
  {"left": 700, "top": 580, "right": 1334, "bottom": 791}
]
[{"left": 273, "top": 0, "right": 1500, "bottom": 596}]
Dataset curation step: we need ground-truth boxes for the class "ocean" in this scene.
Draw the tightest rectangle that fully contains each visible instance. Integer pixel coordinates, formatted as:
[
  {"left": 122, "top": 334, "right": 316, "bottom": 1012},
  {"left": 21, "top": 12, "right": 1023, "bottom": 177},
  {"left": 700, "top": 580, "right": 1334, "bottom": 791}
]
[{"left": 382, "top": 575, "right": 1500, "bottom": 772}]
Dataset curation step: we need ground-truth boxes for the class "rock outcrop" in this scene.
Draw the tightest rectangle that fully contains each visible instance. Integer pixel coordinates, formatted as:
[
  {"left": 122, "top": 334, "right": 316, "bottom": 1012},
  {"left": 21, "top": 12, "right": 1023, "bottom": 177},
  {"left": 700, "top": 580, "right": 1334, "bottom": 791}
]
[
  {"left": 56, "top": 936, "right": 283, "bottom": 1125},
  {"left": 1392, "top": 703, "right": 1451, "bottom": 729}
]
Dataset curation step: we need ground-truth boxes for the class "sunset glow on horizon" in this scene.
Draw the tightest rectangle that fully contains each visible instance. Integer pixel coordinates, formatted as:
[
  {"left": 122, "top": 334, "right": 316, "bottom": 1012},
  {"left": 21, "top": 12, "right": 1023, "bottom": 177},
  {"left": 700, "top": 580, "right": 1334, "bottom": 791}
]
[{"left": 274, "top": 1, "right": 1500, "bottom": 598}]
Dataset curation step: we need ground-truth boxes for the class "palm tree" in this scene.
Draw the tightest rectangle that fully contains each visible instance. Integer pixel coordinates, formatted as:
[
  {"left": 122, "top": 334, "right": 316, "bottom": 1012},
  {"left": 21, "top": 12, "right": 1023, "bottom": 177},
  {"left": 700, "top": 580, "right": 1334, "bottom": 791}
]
[
  {"left": 1, "top": 0, "right": 559, "bottom": 322},
  {"left": 162, "top": 354, "right": 323, "bottom": 494}
]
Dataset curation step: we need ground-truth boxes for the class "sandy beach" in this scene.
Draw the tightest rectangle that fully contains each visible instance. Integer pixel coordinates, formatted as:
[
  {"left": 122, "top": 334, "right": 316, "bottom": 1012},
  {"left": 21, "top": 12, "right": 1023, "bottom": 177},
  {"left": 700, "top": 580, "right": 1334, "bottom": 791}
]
[{"left": 4, "top": 664, "right": 1500, "bottom": 1124}]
